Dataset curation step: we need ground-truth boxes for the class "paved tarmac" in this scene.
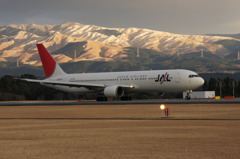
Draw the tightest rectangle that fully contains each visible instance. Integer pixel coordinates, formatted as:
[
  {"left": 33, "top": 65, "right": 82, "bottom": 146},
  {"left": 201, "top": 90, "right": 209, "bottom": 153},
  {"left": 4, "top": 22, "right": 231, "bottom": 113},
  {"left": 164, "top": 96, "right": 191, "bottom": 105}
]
[{"left": 0, "top": 98, "right": 240, "bottom": 106}]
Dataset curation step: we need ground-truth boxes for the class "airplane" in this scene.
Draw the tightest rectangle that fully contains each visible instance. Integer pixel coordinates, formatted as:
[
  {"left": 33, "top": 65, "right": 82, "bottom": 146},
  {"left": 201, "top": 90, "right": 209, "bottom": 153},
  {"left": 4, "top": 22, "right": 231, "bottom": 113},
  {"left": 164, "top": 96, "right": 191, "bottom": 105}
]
[{"left": 23, "top": 43, "right": 204, "bottom": 101}]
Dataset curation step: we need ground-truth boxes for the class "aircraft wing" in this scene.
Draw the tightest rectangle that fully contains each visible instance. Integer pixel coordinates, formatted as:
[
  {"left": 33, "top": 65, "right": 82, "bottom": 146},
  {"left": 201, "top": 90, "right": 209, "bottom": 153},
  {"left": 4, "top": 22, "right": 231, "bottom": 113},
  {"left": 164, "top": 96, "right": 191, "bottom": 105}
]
[{"left": 22, "top": 79, "right": 134, "bottom": 89}]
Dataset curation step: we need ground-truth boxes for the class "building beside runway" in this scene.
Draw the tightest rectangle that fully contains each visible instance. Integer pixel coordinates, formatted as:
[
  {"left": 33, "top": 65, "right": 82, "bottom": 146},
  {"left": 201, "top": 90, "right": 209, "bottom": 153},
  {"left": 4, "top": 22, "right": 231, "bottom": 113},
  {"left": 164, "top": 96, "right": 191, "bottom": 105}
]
[{"left": 183, "top": 91, "right": 215, "bottom": 99}]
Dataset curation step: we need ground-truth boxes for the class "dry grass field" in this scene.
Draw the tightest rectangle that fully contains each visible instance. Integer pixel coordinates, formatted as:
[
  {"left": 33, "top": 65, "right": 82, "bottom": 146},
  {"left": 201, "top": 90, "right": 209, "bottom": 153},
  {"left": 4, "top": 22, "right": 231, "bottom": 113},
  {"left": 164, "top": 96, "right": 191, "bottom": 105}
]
[{"left": 0, "top": 103, "right": 239, "bottom": 159}]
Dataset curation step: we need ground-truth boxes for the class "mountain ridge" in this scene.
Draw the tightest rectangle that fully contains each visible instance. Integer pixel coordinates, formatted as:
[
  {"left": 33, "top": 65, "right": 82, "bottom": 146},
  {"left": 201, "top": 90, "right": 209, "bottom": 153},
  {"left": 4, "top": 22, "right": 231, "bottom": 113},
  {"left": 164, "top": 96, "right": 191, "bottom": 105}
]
[{"left": 0, "top": 22, "right": 240, "bottom": 69}]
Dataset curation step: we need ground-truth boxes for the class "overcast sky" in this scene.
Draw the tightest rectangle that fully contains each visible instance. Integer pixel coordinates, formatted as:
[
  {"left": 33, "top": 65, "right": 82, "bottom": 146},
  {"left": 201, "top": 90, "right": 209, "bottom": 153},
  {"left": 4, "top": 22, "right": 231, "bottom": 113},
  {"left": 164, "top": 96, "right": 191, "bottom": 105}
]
[{"left": 0, "top": 0, "right": 239, "bottom": 34}]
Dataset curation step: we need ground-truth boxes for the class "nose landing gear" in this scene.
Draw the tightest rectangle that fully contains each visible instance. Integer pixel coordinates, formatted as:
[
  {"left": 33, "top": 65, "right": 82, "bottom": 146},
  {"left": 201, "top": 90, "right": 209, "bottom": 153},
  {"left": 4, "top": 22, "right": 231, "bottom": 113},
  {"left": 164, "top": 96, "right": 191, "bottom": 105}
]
[{"left": 185, "top": 90, "right": 192, "bottom": 100}]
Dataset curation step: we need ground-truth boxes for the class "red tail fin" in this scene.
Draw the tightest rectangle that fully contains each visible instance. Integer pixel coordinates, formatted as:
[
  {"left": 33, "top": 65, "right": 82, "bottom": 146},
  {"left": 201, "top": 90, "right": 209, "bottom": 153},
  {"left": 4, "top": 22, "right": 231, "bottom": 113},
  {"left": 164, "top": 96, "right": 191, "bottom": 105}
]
[{"left": 36, "top": 44, "right": 65, "bottom": 78}]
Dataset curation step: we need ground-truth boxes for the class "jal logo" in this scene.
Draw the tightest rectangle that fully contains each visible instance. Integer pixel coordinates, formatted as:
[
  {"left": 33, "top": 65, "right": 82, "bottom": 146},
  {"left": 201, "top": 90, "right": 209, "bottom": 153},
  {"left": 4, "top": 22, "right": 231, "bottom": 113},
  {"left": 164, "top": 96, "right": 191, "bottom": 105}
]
[{"left": 155, "top": 72, "right": 171, "bottom": 84}]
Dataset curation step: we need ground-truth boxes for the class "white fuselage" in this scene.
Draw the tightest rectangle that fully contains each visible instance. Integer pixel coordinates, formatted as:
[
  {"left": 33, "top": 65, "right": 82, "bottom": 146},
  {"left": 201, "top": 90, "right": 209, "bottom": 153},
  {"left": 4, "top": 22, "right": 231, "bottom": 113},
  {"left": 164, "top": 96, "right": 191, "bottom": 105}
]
[{"left": 44, "top": 69, "right": 204, "bottom": 94}]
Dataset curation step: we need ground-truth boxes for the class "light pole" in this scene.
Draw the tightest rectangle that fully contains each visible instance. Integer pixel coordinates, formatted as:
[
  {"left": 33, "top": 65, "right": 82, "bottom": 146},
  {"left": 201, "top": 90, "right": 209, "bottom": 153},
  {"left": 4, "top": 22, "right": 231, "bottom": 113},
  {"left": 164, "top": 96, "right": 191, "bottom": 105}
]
[
  {"left": 229, "top": 80, "right": 237, "bottom": 97},
  {"left": 216, "top": 80, "right": 225, "bottom": 97}
]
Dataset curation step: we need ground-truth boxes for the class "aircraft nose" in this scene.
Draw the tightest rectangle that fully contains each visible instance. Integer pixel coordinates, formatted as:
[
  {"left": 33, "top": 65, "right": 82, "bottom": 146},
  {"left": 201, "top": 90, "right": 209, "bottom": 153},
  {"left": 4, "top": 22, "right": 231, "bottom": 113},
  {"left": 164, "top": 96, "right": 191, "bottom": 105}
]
[{"left": 198, "top": 77, "right": 205, "bottom": 86}]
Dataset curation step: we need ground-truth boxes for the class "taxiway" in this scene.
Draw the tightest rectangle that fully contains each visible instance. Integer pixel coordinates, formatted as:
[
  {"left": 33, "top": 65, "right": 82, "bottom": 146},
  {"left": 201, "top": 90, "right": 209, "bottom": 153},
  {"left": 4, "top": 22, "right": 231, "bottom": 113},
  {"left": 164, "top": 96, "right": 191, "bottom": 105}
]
[{"left": 0, "top": 98, "right": 240, "bottom": 106}]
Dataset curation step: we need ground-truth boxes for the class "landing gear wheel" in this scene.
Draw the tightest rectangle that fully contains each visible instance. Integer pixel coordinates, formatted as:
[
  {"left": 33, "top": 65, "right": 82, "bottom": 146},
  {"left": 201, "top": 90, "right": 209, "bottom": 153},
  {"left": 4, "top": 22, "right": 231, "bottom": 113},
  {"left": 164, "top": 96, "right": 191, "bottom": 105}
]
[
  {"left": 120, "top": 96, "right": 132, "bottom": 101},
  {"left": 96, "top": 96, "right": 108, "bottom": 101},
  {"left": 185, "top": 95, "right": 191, "bottom": 100}
]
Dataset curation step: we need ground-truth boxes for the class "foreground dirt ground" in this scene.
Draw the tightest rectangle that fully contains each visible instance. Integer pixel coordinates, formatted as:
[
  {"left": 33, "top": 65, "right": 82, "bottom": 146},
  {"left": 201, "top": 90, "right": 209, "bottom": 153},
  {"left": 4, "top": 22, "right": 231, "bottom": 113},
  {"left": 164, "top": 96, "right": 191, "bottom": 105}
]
[{"left": 0, "top": 103, "right": 239, "bottom": 159}]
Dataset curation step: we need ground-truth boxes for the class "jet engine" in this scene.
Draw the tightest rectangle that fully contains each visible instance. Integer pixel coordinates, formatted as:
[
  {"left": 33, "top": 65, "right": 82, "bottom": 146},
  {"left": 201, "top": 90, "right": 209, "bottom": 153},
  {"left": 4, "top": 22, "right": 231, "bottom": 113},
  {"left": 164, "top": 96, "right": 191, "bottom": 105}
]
[{"left": 103, "top": 85, "right": 124, "bottom": 98}]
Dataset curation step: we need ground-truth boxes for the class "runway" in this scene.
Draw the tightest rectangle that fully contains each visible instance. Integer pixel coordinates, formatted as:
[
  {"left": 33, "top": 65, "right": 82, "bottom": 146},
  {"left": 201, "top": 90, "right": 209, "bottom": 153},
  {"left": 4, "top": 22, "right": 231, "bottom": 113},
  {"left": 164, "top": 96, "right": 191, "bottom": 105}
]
[
  {"left": 0, "top": 103, "right": 239, "bottom": 159},
  {"left": 0, "top": 98, "right": 240, "bottom": 106}
]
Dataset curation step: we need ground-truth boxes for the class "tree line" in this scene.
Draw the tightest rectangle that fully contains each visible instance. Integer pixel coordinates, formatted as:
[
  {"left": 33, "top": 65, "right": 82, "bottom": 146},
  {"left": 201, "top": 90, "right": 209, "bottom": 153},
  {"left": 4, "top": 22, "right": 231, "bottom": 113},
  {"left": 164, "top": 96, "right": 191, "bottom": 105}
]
[
  {"left": 0, "top": 74, "right": 83, "bottom": 101},
  {"left": 202, "top": 77, "right": 240, "bottom": 97},
  {"left": 0, "top": 74, "right": 239, "bottom": 101}
]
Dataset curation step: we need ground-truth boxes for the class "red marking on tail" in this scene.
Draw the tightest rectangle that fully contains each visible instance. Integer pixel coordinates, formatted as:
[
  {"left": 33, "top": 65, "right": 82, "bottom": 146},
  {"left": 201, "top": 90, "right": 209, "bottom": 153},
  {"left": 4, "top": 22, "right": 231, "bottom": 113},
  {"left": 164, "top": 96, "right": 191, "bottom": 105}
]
[{"left": 36, "top": 44, "right": 56, "bottom": 78}]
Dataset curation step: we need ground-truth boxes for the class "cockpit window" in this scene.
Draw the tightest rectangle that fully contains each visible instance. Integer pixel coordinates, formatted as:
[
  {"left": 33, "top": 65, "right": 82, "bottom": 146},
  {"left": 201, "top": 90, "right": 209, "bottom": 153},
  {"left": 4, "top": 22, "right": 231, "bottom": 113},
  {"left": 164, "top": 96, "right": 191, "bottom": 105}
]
[{"left": 189, "top": 74, "right": 200, "bottom": 78}]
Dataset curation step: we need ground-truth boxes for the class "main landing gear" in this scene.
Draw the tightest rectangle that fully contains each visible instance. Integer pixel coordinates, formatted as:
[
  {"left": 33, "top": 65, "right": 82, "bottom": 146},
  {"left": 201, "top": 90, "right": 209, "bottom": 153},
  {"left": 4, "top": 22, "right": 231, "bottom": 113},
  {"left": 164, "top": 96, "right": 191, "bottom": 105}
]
[
  {"left": 96, "top": 96, "right": 132, "bottom": 101},
  {"left": 96, "top": 96, "right": 108, "bottom": 101},
  {"left": 120, "top": 96, "right": 132, "bottom": 101}
]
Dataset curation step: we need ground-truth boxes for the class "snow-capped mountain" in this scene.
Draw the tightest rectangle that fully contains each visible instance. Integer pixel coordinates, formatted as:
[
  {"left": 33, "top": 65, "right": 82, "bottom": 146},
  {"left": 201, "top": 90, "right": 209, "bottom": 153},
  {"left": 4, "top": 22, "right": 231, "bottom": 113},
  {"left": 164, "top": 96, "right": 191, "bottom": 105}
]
[{"left": 0, "top": 22, "right": 239, "bottom": 66}]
